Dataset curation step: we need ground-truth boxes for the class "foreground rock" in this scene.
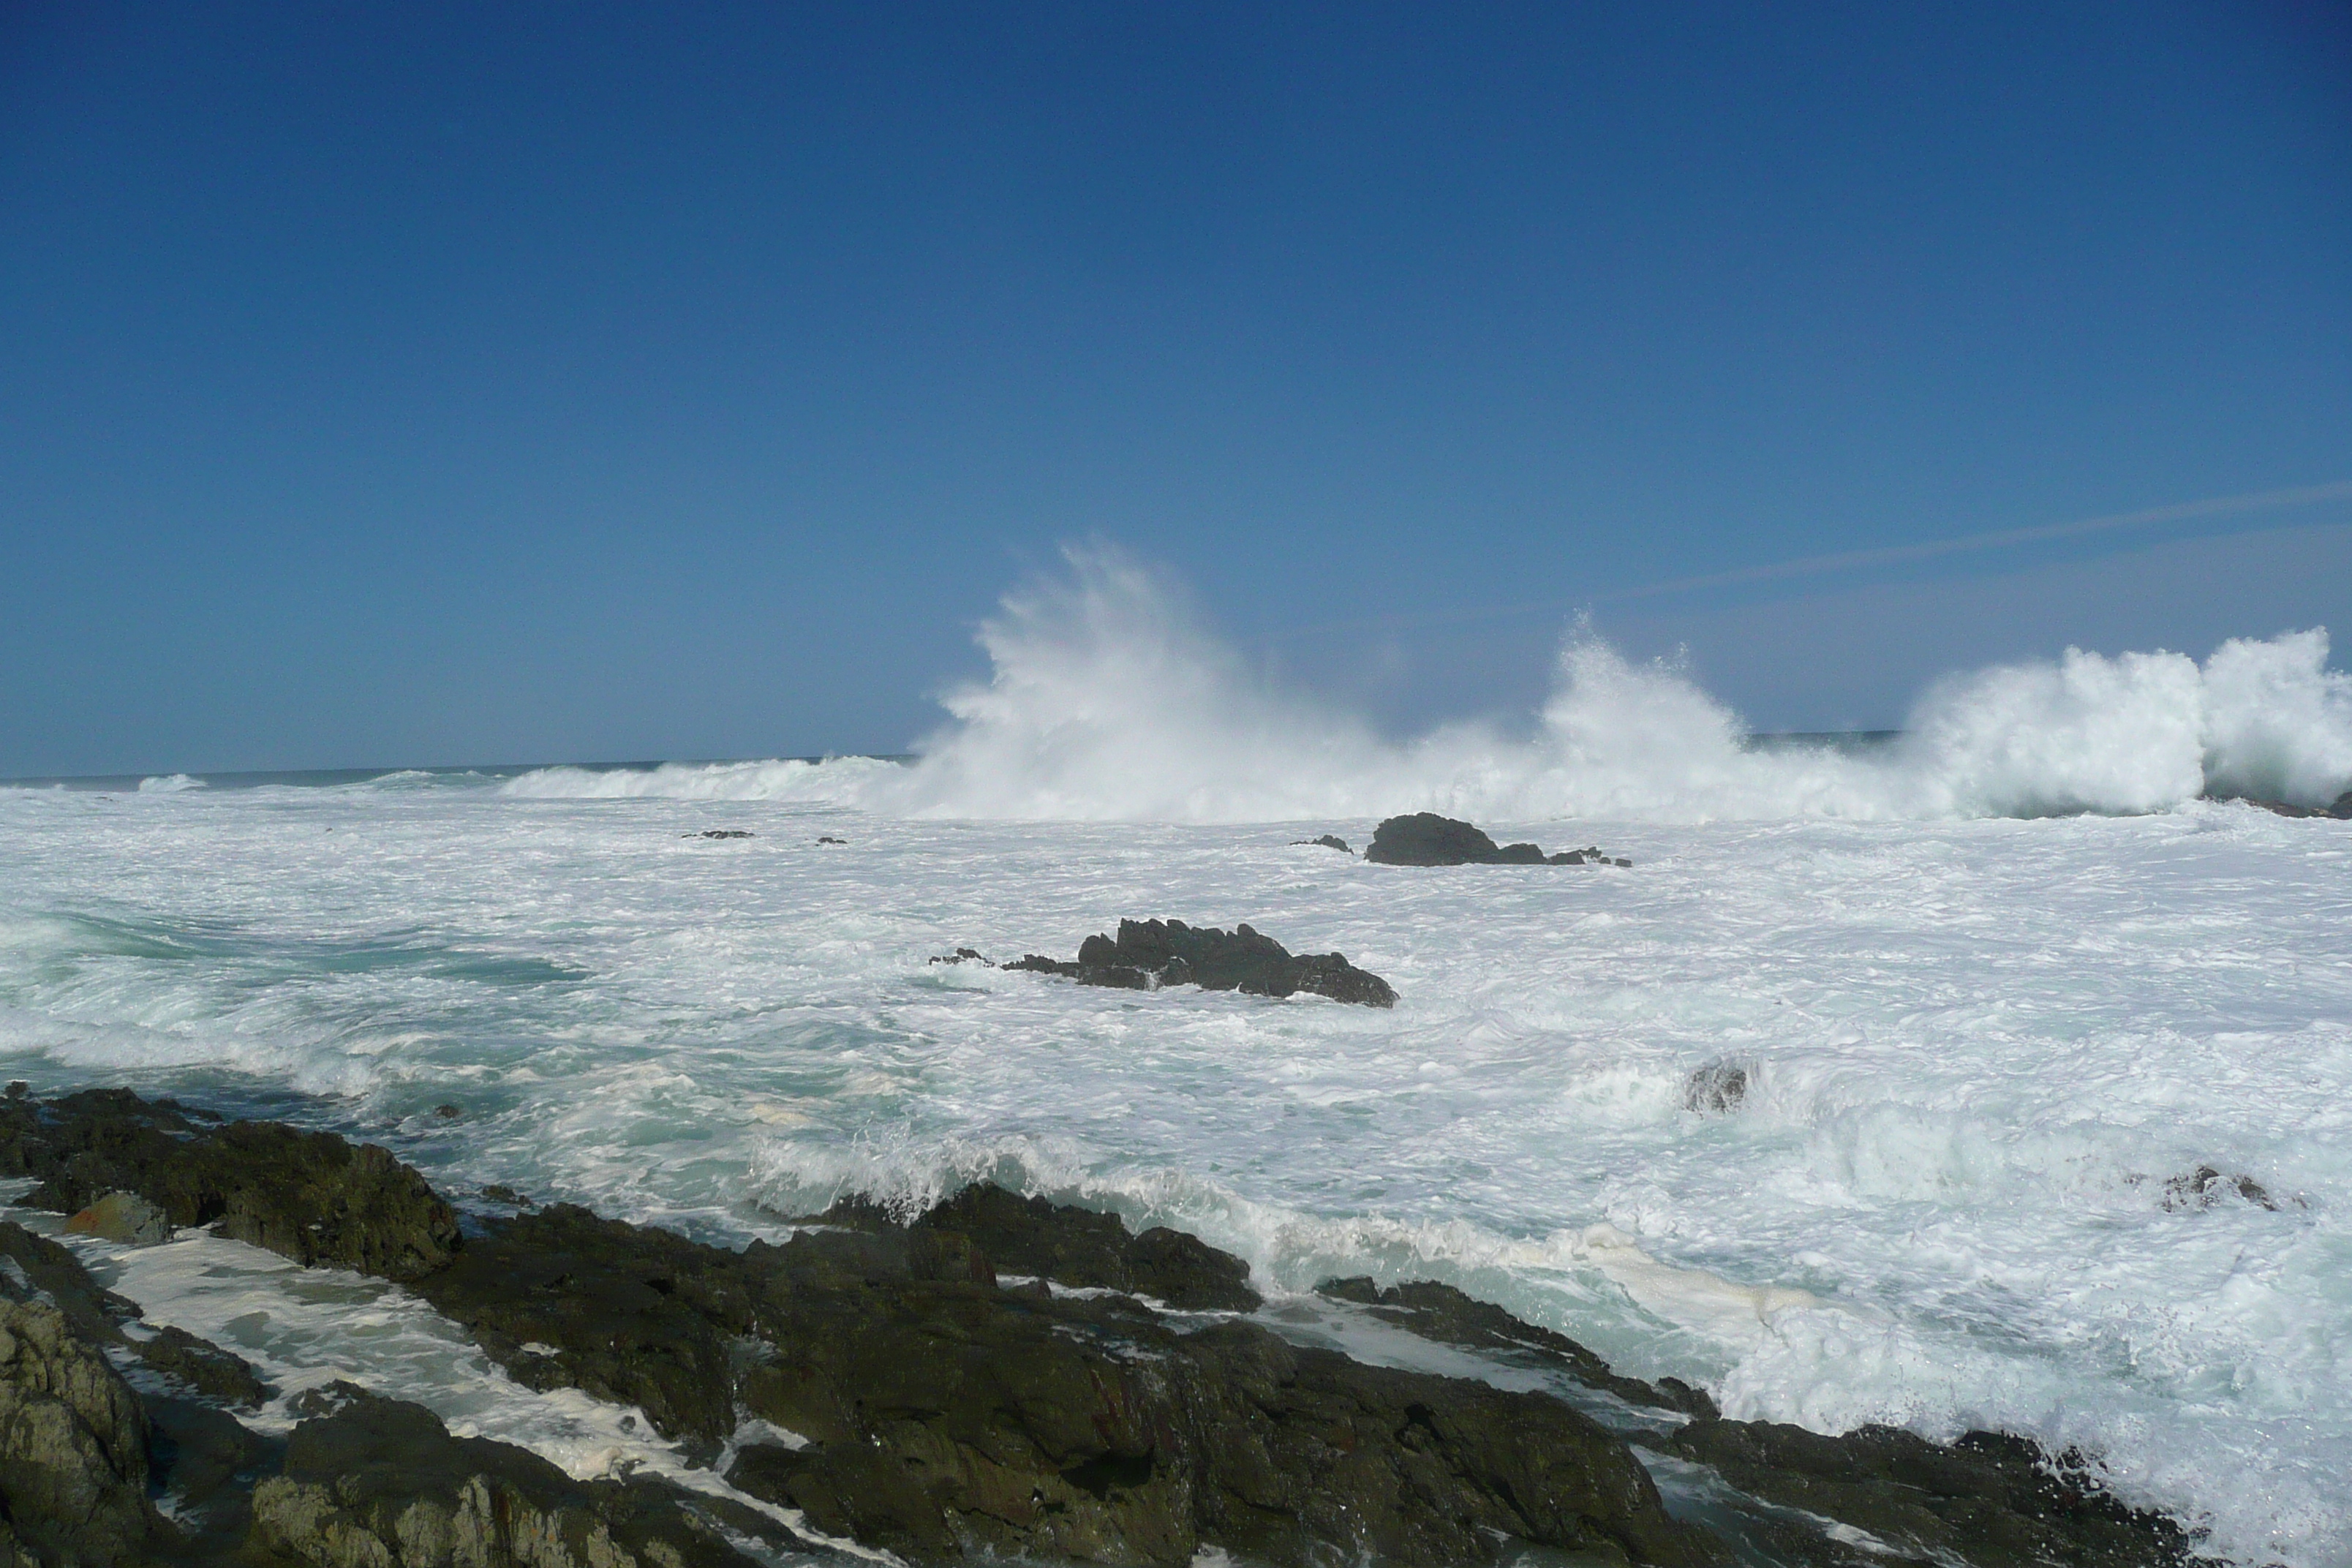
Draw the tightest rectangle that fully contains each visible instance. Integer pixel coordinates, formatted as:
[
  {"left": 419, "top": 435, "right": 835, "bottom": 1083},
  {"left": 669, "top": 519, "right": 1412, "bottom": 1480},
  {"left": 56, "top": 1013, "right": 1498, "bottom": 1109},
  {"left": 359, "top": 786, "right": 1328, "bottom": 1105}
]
[
  {"left": 0, "top": 1088, "right": 2205, "bottom": 1568},
  {"left": 1006, "top": 917, "right": 1398, "bottom": 1007},
  {"left": 1, "top": 1088, "right": 460, "bottom": 1278},
  {"left": 1366, "top": 813, "right": 1632, "bottom": 867},
  {"left": 252, "top": 1384, "right": 781, "bottom": 1568}
]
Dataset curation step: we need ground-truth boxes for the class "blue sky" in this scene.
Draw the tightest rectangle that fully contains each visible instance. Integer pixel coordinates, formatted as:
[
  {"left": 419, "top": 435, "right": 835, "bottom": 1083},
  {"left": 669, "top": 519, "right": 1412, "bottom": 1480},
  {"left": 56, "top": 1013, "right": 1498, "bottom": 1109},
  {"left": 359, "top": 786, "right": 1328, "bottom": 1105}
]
[{"left": 3, "top": 2, "right": 2348, "bottom": 773}]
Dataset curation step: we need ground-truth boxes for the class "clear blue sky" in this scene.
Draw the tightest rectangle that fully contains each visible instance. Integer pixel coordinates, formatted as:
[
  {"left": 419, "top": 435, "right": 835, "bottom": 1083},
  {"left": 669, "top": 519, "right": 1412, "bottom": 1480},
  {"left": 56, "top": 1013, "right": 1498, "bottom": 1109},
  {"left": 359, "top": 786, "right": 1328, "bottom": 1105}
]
[{"left": 4, "top": 2, "right": 2348, "bottom": 774}]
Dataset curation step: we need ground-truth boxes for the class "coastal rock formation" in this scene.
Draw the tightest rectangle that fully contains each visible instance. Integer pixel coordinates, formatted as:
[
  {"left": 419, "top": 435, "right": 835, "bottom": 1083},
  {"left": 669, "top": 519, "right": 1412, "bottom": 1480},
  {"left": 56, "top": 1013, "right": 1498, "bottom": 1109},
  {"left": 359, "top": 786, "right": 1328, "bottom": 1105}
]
[
  {"left": 1291, "top": 834, "right": 1352, "bottom": 852},
  {"left": 1365, "top": 813, "right": 1632, "bottom": 867},
  {"left": 820, "top": 1183, "right": 1262, "bottom": 1311},
  {"left": 64, "top": 1191, "right": 171, "bottom": 1246},
  {"left": 2, "top": 1088, "right": 461, "bottom": 1278},
  {"left": 1006, "top": 918, "right": 1397, "bottom": 1007},
  {"left": 251, "top": 1384, "right": 773, "bottom": 1568},
  {"left": 0, "top": 1297, "right": 154, "bottom": 1567},
  {"left": 0, "top": 1088, "right": 2207, "bottom": 1568}
]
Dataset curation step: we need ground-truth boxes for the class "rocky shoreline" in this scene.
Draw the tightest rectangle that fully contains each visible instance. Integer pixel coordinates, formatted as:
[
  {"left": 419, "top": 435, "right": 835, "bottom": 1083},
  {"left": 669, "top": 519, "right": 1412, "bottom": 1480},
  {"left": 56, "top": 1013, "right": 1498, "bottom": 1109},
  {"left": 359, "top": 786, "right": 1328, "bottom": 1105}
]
[{"left": 0, "top": 1088, "right": 2198, "bottom": 1567}]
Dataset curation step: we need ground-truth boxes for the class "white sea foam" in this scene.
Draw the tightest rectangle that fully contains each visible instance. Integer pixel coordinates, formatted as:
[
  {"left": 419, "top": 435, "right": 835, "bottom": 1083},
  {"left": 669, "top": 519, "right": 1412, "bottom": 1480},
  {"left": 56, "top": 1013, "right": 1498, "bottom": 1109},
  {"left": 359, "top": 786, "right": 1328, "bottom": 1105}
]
[
  {"left": 502, "top": 549, "right": 2352, "bottom": 823},
  {"left": 137, "top": 773, "right": 208, "bottom": 794}
]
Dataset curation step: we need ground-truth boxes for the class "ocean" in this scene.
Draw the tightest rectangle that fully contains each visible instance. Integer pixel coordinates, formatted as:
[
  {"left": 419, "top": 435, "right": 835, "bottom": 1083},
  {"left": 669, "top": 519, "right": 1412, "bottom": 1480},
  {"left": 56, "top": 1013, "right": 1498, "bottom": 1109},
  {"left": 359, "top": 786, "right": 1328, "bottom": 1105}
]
[{"left": 5, "top": 578, "right": 2351, "bottom": 1564}]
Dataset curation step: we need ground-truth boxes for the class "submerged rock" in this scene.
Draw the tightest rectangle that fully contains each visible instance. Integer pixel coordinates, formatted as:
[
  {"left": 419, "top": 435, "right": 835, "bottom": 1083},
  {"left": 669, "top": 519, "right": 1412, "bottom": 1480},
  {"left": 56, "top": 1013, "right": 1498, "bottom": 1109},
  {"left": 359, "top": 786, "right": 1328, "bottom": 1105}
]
[
  {"left": 1007, "top": 918, "right": 1397, "bottom": 1007},
  {"left": 927, "top": 946, "right": 990, "bottom": 964},
  {"left": 1682, "top": 1059, "right": 1750, "bottom": 1114},
  {"left": 1366, "top": 813, "right": 1632, "bottom": 867},
  {"left": 2160, "top": 1164, "right": 2279, "bottom": 1211},
  {"left": 685, "top": 829, "right": 755, "bottom": 839},
  {"left": 2209, "top": 789, "right": 2352, "bottom": 819},
  {"left": 1291, "top": 834, "right": 1352, "bottom": 853}
]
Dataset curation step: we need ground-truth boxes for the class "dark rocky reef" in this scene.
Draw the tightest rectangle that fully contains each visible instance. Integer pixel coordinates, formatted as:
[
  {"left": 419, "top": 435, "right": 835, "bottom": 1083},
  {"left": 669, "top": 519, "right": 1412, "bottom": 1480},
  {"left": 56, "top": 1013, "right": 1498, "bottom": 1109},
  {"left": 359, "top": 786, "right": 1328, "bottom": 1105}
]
[
  {"left": 684, "top": 829, "right": 755, "bottom": 839},
  {"left": 1006, "top": 918, "right": 1398, "bottom": 1008},
  {"left": 1683, "top": 1060, "right": 1751, "bottom": 1115},
  {"left": 815, "top": 1183, "right": 1262, "bottom": 1311},
  {"left": 1366, "top": 813, "right": 1632, "bottom": 867},
  {"left": 0, "top": 1088, "right": 2206, "bottom": 1568},
  {"left": 1667, "top": 1419, "right": 2195, "bottom": 1568},
  {"left": 1, "top": 1088, "right": 459, "bottom": 1279},
  {"left": 1291, "top": 834, "right": 1352, "bottom": 853}
]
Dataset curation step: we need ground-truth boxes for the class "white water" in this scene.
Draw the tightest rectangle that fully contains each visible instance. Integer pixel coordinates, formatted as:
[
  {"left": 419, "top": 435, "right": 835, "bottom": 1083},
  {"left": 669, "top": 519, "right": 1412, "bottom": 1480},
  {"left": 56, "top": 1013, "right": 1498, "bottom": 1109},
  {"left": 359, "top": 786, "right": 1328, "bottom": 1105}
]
[
  {"left": 5, "top": 560, "right": 2351, "bottom": 1564},
  {"left": 505, "top": 551, "right": 2352, "bottom": 822}
]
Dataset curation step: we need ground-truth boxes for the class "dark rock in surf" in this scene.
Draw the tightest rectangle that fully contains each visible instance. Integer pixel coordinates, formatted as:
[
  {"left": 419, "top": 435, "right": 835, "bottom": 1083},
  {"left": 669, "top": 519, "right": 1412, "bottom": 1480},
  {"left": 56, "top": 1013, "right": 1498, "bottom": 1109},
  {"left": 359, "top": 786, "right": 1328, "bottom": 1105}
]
[
  {"left": 927, "top": 947, "right": 990, "bottom": 964},
  {"left": 1666, "top": 1418, "right": 2196, "bottom": 1568},
  {"left": 686, "top": 829, "right": 755, "bottom": 839},
  {"left": 1292, "top": 834, "right": 1352, "bottom": 853},
  {"left": 2, "top": 1088, "right": 461, "bottom": 1278},
  {"left": 2160, "top": 1164, "right": 2280, "bottom": 1212},
  {"left": 1008, "top": 919, "right": 1397, "bottom": 1007},
  {"left": 1683, "top": 1060, "right": 1750, "bottom": 1115},
  {"left": 816, "top": 1184, "right": 1262, "bottom": 1311},
  {"left": 1367, "top": 813, "right": 1633, "bottom": 869},
  {"left": 815, "top": 835, "right": 847, "bottom": 845}
]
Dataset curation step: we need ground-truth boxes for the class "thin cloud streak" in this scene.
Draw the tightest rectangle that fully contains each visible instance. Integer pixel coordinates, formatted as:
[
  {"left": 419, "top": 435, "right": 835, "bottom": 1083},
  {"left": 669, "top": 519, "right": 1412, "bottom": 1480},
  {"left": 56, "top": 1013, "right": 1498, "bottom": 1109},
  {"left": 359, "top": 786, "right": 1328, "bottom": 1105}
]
[{"left": 1257, "top": 479, "right": 2352, "bottom": 644}]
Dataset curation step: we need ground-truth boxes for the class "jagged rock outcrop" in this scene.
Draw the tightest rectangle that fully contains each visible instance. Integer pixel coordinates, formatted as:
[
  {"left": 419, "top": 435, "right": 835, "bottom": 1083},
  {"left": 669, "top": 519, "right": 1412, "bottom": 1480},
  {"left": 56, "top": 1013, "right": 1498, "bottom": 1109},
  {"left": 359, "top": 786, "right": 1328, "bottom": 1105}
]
[
  {"left": 1006, "top": 918, "right": 1397, "bottom": 1007},
  {"left": 818, "top": 1184, "right": 1262, "bottom": 1311},
  {"left": 3, "top": 1088, "right": 459, "bottom": 1278},
  {"left": 0, "top": 1297, "right": 153, "bottom": 1567},
  {"left": 1365, "top": 813, "right": 1631, "bottom": 867},
  {"left": 1667, "top": 1418, "right": 2194, "bottom": 1568},
  {"left": 0, "top": 1089, "right": 2208, "bottom": 1568},
  {"left": 250, "top": 1384, "right": 777, "bottom": 1568}
]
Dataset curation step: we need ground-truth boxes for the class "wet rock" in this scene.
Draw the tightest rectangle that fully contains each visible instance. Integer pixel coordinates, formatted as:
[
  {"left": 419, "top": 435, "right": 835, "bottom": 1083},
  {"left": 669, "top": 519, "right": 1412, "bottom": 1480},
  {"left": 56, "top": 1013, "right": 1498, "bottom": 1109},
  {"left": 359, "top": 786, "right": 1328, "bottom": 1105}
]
[
  {"left": 250, "top": 1383, "right": 780, "bottom": 1568},
  {"left": 480, "top": 1183, "right": 535, "bottom": 1208},
  {"left": 1368, "top": 814, "right": 1632, "bottom": 868},
  {"left": 1666, "top": 1418, "right": 2195, "bottom": 1568},
  {"left": 130, "top": 1324, "right": 268, "bottom": 1410},
  {"left": 1291, "top": 834, "right": 1352, "bottom": 853},
  {"left": 9, "top": 1089, "right": 461, "bottom": 1279},
  {"left": 0, "top": 1218, "right": 267, "bottom": 1409},
  {"left": 727, "top": 1239, "right": 1716, "bottom": 1567},
  {"left": 1316, "top": 1278, "right": 1716, "bottom": 1418},
  {"left": 143, "top": 1392, "right": 279, "bottom": 1556},
  {"left": 927, "top": 947, "right": 990, "bottom": 964},
  {"left": 409, "top": 1205, "right": 753, "bottom": 1451},
  {"left": 64, "top": 1190, "right": 173, "bottom": 1246},
  {"left": 815, "top": 835, "right": 846, "bottom": 845},
  {"left": 434, "top": 1102, "right": 462, "bottom": 1119},
  {"left": 0, "top": 1297, "right": 155, "bottom": 1567},
  {"left": 821, "top": 1184, "right": 1262, "bottom": 1311},
  {"left": 686, "top": 829, "right": 755, "bottom": 839},
  {"left": 2160, "top": 1165, "right": 2278, "bottom": 1212},
  {"left": 1682, "top": 1060, "right": 1750, "bottom": 1115},
  {"left": 1366, "top": 812, "right": 1507, "bottom": 865},
  {"left": 1009, "top": 919, "right": 1397, "bottom": 1007}
]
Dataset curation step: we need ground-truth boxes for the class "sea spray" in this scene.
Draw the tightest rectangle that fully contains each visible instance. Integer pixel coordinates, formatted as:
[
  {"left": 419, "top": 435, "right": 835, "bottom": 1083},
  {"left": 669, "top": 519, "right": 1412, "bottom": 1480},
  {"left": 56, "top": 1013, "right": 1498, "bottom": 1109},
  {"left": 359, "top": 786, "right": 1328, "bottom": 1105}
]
[{"left": 505, "top": 549, "right": 2352, "bottom": 821}]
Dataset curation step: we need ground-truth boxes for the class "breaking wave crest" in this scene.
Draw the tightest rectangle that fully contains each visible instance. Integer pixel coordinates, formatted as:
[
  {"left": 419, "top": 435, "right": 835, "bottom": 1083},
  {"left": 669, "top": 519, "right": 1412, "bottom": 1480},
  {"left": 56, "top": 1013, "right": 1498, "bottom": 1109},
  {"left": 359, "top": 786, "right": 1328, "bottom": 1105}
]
[{"left": 504, "top": 549, "right": 2352, "bottom": 822}]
